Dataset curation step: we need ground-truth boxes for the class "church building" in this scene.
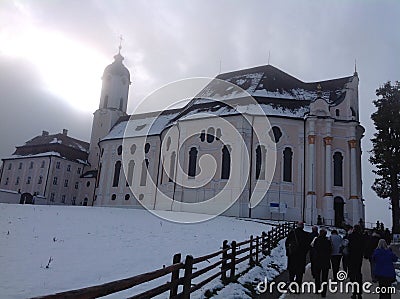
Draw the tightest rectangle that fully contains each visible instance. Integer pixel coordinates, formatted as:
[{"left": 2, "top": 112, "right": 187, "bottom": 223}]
[
  {"left": 85, "top": 50, "right": 365, "bottom": 226},
  {"left": 0, "top": 49, "right": 365, "bottom": 226}
]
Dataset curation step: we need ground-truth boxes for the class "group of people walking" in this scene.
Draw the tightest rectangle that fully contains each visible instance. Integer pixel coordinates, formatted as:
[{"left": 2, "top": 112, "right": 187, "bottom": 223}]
[{"left": 285, "top": 221, "right": 398, "bottom": 298}]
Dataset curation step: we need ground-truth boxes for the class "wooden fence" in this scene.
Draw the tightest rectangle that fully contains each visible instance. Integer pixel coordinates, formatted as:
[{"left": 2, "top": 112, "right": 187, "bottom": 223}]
[{"left": 31, "top": 221, "right": 295, "bottom": 299}]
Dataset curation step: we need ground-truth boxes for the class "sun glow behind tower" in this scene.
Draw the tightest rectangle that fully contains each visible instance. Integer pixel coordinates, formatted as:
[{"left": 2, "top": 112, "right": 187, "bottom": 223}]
[{"left": 0, "top": 26, "right": 108, "bottom": 112}]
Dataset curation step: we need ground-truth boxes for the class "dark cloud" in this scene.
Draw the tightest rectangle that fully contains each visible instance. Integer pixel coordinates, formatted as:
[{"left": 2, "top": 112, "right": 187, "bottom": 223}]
[
  {"left": 0, "top": 0, "right": 399, "bottom": 225},
  {"left": 0, "top": 57, "right": 91, "bottom": 160}
]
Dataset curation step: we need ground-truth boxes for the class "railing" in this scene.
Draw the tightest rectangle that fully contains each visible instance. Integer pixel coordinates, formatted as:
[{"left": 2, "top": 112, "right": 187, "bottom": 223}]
[{"left": 31, "top": 221, "right": 295, "bottom": 299}]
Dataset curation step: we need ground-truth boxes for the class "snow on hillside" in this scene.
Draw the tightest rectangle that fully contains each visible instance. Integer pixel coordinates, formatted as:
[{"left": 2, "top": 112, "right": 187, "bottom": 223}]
[{"left": 0, "top": 203, "right": 281, "bottom": 298}]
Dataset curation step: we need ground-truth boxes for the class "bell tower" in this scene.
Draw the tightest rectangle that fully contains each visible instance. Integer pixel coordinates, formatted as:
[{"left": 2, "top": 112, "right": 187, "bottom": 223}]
[{"left": 87, "top": 45, "right": 131, "bottom": 170}]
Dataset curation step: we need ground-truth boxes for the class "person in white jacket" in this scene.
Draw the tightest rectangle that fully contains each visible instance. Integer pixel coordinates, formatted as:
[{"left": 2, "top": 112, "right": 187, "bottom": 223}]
[{"left": 329, "top": 230, "right": 343, "bottom": 281}]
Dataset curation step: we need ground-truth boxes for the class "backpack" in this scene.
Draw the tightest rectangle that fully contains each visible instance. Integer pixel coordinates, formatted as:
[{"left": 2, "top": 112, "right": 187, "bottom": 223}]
[{"left": 340, "top": 238, "right": 349, "bottom": 256}]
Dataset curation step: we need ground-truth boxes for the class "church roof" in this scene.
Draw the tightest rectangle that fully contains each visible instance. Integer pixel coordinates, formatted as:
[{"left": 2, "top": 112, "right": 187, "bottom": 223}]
[
  {"left": 102, "top": 64, "right": 355, "bottom": 141},
  {"left": 199, "top": 64, "right": 351, "bottom": 103},
  {"left": 101, "top": 109, "right": 181, "bottom": 141},
  {"left": 5, "top": 131, "right": 89, "bottom": 164}
]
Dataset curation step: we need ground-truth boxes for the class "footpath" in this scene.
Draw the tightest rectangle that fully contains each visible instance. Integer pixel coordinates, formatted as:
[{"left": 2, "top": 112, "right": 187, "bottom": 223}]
[{"left": 257, "top": 244, "right": 400, "bottom": 299}]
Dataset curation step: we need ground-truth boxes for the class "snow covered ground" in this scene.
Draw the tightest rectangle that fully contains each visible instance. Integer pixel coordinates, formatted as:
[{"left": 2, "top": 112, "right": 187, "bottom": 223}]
[{"left": 0, "top": 203, "right": 286, "bottom": 298}]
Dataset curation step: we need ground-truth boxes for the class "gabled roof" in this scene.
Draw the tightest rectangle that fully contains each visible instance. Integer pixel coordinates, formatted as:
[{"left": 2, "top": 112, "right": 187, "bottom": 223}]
[
  {"left": 199, "top": 64, "right": 352, "bottom": 102},
  {"left": 101, "top": 64, "right": 355, "bottom": 141},
  {"left": 7, "top": 131, "right": 89, "bottom": 164},
  {"left": 20, "top": 133, "right": 89, "bottom": 153}
]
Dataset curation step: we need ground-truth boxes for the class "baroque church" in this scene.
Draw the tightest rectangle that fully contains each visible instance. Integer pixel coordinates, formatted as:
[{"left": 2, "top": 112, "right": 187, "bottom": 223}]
[{"left": 0, "top": 49, "right": 365, "bottom": 226}]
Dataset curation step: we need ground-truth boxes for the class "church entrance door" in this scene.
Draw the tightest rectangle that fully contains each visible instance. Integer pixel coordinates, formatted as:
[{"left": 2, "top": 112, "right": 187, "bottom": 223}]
[{"left": 334, "top": 197, "right": 344, "bottom": 227}]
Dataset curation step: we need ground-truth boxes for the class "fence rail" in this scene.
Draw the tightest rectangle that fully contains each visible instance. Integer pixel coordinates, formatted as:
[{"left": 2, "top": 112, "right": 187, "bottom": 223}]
[{"left": 31, "top": 221, "right": 295, "bottom": 299}]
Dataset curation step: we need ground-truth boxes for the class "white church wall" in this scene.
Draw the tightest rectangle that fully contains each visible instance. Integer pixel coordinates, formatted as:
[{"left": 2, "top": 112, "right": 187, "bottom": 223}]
[
  {"left": 250, "top": 115, "right": 305, "bottom": 221},
  {"left": 95, "top": 135, "right": 160, "bottom": 209}
]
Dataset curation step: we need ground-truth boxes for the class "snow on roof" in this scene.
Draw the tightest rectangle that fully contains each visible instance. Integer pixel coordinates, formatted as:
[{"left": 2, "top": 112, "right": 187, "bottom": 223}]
[
  {"left": 0, "top": 189, "right": 19, "bottom": 194},
  {"left": 8, "top": 131, "right": 89, "bottom": 164},
  {"left": 101, "top": 110, "right": 181, "bottom": 141},
  {"left": 100, "top": 65, "right": 353, "bottom": 141},
  {"left": 4, "top": 151, "right": 61, "bottom": 160},
  {"left": 179, "top": 98, "right": 309, "bottom": 121},
  {"left": 199, "top": 64, "right": 352, "bottom": 103},
  {"left": 22, "top": 133, "right": 89, "bottom": 153},
  {"left": 3, "top": 151, "right": 89, "bottom": 165}
]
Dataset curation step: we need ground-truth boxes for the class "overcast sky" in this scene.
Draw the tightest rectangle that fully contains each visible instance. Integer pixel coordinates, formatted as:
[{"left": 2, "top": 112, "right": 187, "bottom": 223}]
[{"left": 0, "top": 0, "right": 399, "bottom": 227}]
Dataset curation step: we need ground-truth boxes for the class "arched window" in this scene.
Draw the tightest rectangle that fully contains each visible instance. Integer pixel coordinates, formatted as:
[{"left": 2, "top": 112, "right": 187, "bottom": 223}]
[
  {"left": 117, "top": 145, "right": 122, "bottom": 155},
  {"left": 216, "top": 128, "right": 222, "bottom": 140},
  {"left": 126, "top": 160, "right": 135, "bottom": 187},
  {"left": 207, "top": 128, "right": 215, "bottom": 143},
  {"left": 283, "top": 147, "right": 293, "bottom": 182},
  {"left": 200, "top": 130, "right": 205, "bottom": 142},
  {"left": 111, "top": 194, "right": 116, "bottom": 201},
  {"left": 256, "top": 145, "right": 266, "bottom": 180},
  {"left": 112, "top": 161, "right": 121, "bottom": 187},
  {"left": 335, "top": 109, "right": 340, "bottom": 117},
  {"left": 145, "top": 143, "right": 151, "bottom": 153},
  {"left": 103, "top": 95, "right": 109, "bottom": 108},
  {"left": 166, "top": 137, "right": 171, "bottom": 151},
  {"left": 96, "top": 163, "right": 102, "bottom": 188},
  {"left": 140, "top": 159, "right": 149, "bottom": 186},
  {"left": 333, "top": 152, "right": 343, "bottom": 186},
  {"left": 119, "top": 97, "right": 123, "bottom": 111},
  {"left": 270, "top": 126, "right": 282, "bottom": 143},
  {"left": 169, "top": 152, "right": 176, "bottom": 182},
  {"left": 221, "top": 145, "right": 231, "bottom": 179},
  {"left": 130, "top": 144, "right": 136, "bottom": 155},
  {"left": 125, "top": 194, "right": 130, "bottom": 201},
  {"left": 188, "top": 147, "right": 198, "bottom": 178}
]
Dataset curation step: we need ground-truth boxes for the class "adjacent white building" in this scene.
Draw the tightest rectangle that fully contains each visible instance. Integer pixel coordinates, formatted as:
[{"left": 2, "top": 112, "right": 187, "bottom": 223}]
[{"left": 0, "top": 129, "right": 89, "bottom": 205}]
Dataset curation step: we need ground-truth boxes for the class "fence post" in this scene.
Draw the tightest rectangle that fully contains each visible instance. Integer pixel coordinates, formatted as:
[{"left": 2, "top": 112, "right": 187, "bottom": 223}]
[
  {"left": 230, "top": 241, "right": 237, "bottom": 281},
  {"left": 182, "top": 255, "right": 193, "bottom": 299},
  {"left": 261, "top": 231, "right": 267, "bottom": 255},
  {"left": 255, "top": 237, "right": 259, "bottom": 264},
  {"left": 169, "top": 253, "right": 181, "bottom": 299},
  {"left": 267, "top": 231, "right": 271, "bottom": 254},
  {"left": 249, "top": 235, "right": 254, "bottom": 266},
  {"left": 221, "top": 240, "right": 229, "bottom": 283}
]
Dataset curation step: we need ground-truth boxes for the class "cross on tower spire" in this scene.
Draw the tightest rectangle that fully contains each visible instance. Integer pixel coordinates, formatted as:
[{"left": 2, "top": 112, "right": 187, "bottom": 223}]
[
  {"left": 354, "top": 58, "right": 358, "bottom": 76},
  {"left": 118, "top": 35, "right": 124, "bottom": 54}
]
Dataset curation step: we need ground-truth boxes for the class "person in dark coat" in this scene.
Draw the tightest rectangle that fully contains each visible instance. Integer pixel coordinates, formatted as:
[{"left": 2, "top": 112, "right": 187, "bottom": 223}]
[
  {"left": 313, "top": 229, "right": 331, "bottom": 297},
  {"left": 383, "top": 229, "right": 392, "bottom": 245},
  {"left": 372, "top": 239, "right": 398, "bottom": 299},
  {"left": 309, "top": 226, "right": 319, "bottom": 278},
  {"left": 285, "top": 221, "right": 311, "bottom": 287},
  {"left": 348, "top": 224, "right": 365, "bottom": 299},
  {"left": 364, "top": 230, "right": 380, "bottom": 282}
]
